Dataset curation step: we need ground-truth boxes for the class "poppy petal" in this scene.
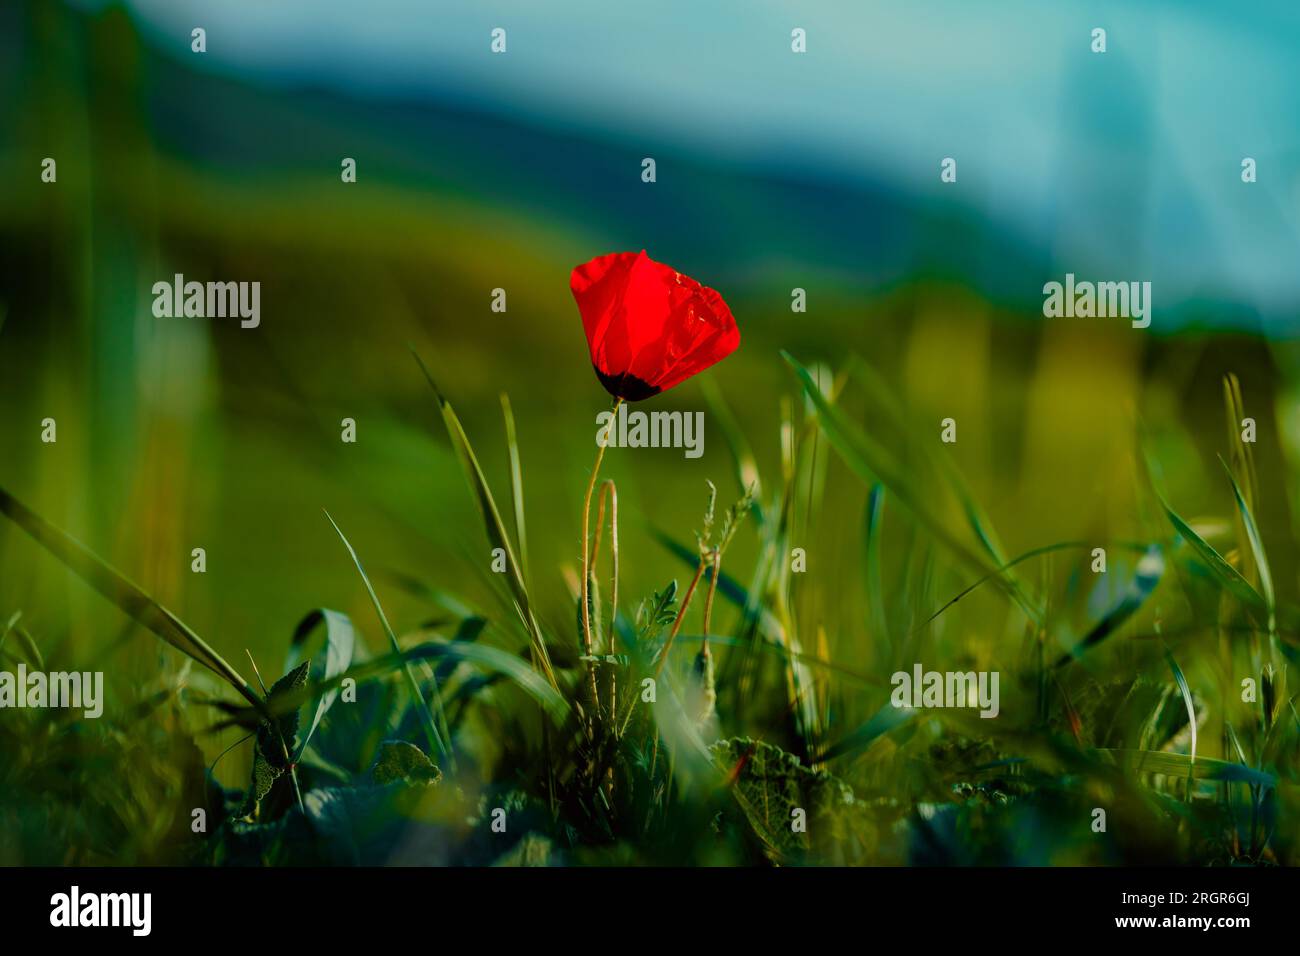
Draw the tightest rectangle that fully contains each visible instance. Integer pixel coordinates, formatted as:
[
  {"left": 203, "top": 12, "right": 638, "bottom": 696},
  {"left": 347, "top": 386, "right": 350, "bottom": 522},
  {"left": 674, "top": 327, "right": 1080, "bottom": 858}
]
[{"left": 570, "top": 251, "right": 740, "bottom": 402}]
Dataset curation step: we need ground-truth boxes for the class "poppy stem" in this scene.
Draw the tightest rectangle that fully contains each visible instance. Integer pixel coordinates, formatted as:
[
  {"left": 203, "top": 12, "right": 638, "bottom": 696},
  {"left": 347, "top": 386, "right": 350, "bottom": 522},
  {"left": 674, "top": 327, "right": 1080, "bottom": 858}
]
[
  {"left": 590, "top": 479, "right": 620, "bottom": 733},
  {"left": 581, "top": 397, "right": 622, "bottom": 719},
  {"left": 655, "top": 556, "right": 707, "bottom": 679}
]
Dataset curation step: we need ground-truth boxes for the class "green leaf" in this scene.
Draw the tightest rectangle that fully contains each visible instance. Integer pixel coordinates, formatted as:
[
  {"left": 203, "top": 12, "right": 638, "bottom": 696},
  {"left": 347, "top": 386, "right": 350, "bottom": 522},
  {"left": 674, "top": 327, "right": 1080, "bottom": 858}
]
[
  {"left": 241, "top": 661, "right": 311, "bottom": 818},
  {"left": 369, "top": 740, "right": 442, "bottom": 786},
  {"left": 436, "top": 640, "right": 570, "bottom": 721},
  {"left": 244, "top": 750, "right": 280, "bottom": 816},
  {"left": 260, "top": 661, "right": 311, "bottom": 764},
  {"left": 710, "top": 737, "right": 877, "bottom": 864},
  {"left": 288, "top": 609, "right": 356, "bottom": 759}
]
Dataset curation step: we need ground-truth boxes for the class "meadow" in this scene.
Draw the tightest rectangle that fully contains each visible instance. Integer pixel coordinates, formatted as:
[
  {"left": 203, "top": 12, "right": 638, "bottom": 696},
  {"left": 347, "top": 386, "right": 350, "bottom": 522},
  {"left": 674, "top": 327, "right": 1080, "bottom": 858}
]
[{"left": 0, "top": 1, "right": 1296, "bottom": 867}]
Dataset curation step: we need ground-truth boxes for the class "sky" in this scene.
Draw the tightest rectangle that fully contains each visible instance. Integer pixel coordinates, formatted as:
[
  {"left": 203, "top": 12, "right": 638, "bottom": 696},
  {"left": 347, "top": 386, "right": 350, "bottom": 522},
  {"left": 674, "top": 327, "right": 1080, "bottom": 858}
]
[{"left": 70, "top": 0, "right": 1300, "bottom": 328}]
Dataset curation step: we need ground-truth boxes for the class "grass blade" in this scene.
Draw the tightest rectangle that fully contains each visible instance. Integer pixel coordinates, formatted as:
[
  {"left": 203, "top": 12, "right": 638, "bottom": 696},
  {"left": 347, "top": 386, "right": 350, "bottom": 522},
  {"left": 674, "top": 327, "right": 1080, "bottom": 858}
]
[
  {"left": 1223, "top": 373, "right": 1260, "bottom": 514},
  {"left": 412, "top": 350, "right": 558, "bottom": 690},
  {"left": 816, "top": 702, "right": 914, "bottom": 763},
  {"left": 324, "top": 510, "right": 451, "bottom": 765},
  {"left": 1095, "top": 749, "right": 1270, "bottom": 787},
  {"left": 0, "top": 486, "right": 268, "bottom": 717},
  {"left": 1165, "top": 648, "right": 1197, "bottom": 793},
  {"left": 864, "top": 485, "right": 889, "bottom": 644},
  {"left": 499, "top": 392, "right": 531, "bottom": 588},
  {"left": 1157, "top": 493, "right": 1268, "bottom": 618},
  {"left": 1219, "top": 455, "right": 1275, "bottom": 624},
  {"left": 0, "top": 611, "right": 43, "bottom": 669},
  {"left": 211, "top": 637, "right": 570, "bottom": 731},
  {"left": 700, "top": 376, "right": 763, "bottom": 510},
  {"left": 1054, "top": 545, "right": 1164, "bottom": 667},
  {"left": 287, "top": 608, "right": 356, "bottom": 759},
  {"left": 781, "top": 351, "right": 1034, "bottom": 620},
  {"left": 844, "top": 356, "right": 1039, "bottom": 621}
]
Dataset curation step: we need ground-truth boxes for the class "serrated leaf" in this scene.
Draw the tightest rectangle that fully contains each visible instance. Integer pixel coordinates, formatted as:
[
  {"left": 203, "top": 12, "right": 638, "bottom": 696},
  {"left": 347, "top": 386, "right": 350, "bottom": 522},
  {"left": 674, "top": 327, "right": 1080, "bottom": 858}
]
[
  {"left": 710, "top": 737, "right": 876, "bottom": 864},
  {"left": 240, "top": 661, "right": 311, "bottom": 819},
  {"left": 369, "top": 740, "right": 441, "bottom": 786},
  {"left": 258, "top": 660, "right": 311, "bottom": 769},
  {"left": 240, "top": 749, "right": 280, "bottom": 818}
]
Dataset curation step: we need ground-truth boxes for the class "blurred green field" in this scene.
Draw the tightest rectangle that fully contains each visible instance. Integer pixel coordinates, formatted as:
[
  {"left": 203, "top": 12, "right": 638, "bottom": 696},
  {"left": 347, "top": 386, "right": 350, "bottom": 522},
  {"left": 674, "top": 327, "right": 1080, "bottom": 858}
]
[{"left": 1, "top": 1, "right": 1297, "bottom": 866}]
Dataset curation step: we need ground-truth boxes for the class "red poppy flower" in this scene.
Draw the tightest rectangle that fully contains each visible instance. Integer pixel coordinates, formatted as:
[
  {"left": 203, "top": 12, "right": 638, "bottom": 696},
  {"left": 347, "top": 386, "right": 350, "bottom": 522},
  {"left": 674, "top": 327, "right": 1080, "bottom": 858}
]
[{"left": 570, "top": 250, "right": 740, "bottom": 401}]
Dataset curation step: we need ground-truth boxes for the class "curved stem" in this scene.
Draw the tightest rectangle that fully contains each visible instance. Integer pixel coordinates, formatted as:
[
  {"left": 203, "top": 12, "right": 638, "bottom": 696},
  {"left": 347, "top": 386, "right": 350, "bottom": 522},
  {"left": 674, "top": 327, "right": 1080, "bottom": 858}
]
[
  {"left": 655, "top": 557, "right": 707, "bottom": 679},
  {"left": 581, "top": 398, "right": 621, "bottom": 716}
]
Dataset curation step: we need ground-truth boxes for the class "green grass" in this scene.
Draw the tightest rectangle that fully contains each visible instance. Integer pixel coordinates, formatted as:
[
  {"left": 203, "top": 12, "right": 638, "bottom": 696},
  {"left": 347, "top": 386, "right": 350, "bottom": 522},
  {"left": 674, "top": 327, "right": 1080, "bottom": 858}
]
[
  {"left": 2, "top": 0, "right": 1297, "bottom": 868},
  {"left": 1, "top": 346, "right": 1296, "bottom": 866}
]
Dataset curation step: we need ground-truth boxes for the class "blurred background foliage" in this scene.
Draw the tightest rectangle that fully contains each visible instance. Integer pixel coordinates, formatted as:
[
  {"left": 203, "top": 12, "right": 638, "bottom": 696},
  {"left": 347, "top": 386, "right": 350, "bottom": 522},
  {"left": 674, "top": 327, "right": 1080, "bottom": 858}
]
[{"left": 0, "top": 1, "right": 1298, "bottom": 865}]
